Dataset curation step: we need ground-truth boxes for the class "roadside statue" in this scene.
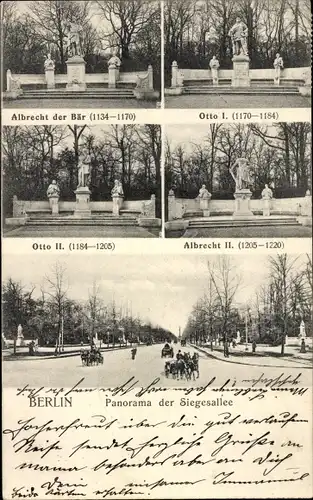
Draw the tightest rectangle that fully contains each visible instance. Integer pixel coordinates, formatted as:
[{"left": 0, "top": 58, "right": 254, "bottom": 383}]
[
  {"left": 111, "top": 179, "right": 124, "bottom": 197},
  {"left": 46, "top": 180, "right": 60, "bottom": 198},
  {"left": 230, "top": 157, "right": 252, "bottom": 190},
  {"left": 78, "top": 155, "right": 91, "bottom": 188},
  {"left": 66, "top": 22, "right": 83, "bottom": 57},
  {"left": 228, "top": 17, "right": 249, "bottom": 56},
  {"left": 261, "top": 184, "right": 273, "bottom": 200},
  {"left": 44, "top": 53, "right": 55, "bottom": 70}
]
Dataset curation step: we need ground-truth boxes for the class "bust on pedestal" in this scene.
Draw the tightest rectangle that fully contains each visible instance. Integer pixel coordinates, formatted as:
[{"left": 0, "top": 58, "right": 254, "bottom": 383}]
[
  {"left": 44, "top": 54, "right": 55, "bottom": 89},
  {"left": 47, "top": 180, "right": 60, "bottom": 214},
  {"left": 209, "top": 56, "right": 220, "bottom": 86},
  {"left": 108, "top": 51, "right": 121, "bottom": 88},
  {"left": 198, "top": 185, "right": 212, "bottom": 217},
  {"left": 74, "top": 155, "right": 92, "bottom": 218},
  {"left": 111, "top": 180, "right": 124, "bottom": 216},
  {"left": 261, "top": 184, "right": 273, "bottom": 216},
  {"left": 65, "top": 23, "right": 86, "bottom": 91},
  {"left": 230, "top": 157, "right": 254, "bottom": 219},
  {"left": 228, "top": 18, "right": 250, "bottom": 87}
]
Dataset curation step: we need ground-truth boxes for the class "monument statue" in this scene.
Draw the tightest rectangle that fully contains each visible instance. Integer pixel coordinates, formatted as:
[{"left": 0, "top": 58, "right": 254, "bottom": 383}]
[
  {"left": 17, "top": 324, "right": 23, "bottom": 338},
  {"left": 230, "top": 157, "right": 252, "bottom": 191},
  {"left": 228, "top": 17, "right": 248, "bottom": 56},
  {"left": 47, "top": 180, "right": 60, "bottom": 198},
  {"left": 44, "top": 53, "right": 55, "bottom": 70},
  {"left": 209, "top": 56, "right": 220, "bottom": 70},
  {"left": 273, "top": 53, "right": 284, "bottom": 72},
  {"left": 66, "top": 22, "right": 83, "bottom": 58},
  {"left": 78, "top": 155, "right": 91, "bottom": 188},
  {"left": 108, "top": 53, "right": 121, "bottom": 69},
  {"left": 261, "top": 184, "right": 273, "bottom": 200},
  {"left": 198, "top": 184, "right": 211, "bottom": 199},
  {"left": 111, "top": 179, "right": 124, "bottom": 197}
]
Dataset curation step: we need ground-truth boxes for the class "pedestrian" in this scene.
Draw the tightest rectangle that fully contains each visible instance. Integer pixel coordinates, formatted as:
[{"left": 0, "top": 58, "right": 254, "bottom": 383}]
[
  {"left": 223, "top": 341, "right": 229, "bottom": 358},
  {"left": 252, "top": 340, "right": 256, "bottom": 353}
]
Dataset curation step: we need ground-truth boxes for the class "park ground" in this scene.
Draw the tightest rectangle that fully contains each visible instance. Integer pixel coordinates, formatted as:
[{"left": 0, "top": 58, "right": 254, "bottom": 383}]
[
  {"left": 3, "top": 225, "right": 160, "bottom": 238},
  {"left": 165, "top": 94, "right": 311, "bottom": 108},
  {"left": 166, "top": 225, "right": 312, "bottom": 238},
  {"left": 3, "top": 342, "right": 312, "bottom": 388},
  {"left": 3, "top": 98, "right": 157, "bottom": 109}
]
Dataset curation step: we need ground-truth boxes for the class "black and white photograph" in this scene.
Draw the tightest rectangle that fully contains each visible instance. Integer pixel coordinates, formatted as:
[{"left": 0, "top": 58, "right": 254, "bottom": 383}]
[
  {"left": 164, "top": 122, "right": 312, "bottom": 237},
  {"left": 2, "top": 0, "right": 161, "bottom": 108},
  {"left": 164, "top": 0, "right": 311, "bottom": 108},
  {"left": 2, "top": 253, "right": 312, "bottom": 388},
  {"left": 3, "top": 124, "right": 161, "bottom": 237}
]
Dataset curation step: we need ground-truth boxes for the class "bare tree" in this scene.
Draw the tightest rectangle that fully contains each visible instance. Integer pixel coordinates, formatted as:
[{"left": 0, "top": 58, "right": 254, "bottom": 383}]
[
  {"left": 207, "top": 256, "right": 242, "bottom": 339},
  {"left": 44, "top": 261, "right": 69, "bottom": 346}
]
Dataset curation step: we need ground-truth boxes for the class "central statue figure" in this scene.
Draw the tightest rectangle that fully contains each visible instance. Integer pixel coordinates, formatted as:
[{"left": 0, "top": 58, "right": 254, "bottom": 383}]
[
  {"left": 111, "top": 179, "right": 124, "bottom": 197},
  {"left": 230, "top": 157, "right": 252, "bottom": 191},
  {"left": 78, "top": 154, "right": 91, "bottom": 188},
  {"left": 228, "top": 17, "right": 248, "bottom": 56},
  {"left": 66, "top": 22, "right": 83, "bottom": 57}
]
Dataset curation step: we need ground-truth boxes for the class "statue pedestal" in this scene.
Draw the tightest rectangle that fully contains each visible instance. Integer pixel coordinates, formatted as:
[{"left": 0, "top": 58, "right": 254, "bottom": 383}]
[
  {"left": 112, "top": 195, "right": 124, "bottom": 216},
  {"left": 108, "top": 67, "right": 119, "bottom": 88},
  {"left": 45, "top": 68, "right": 55, "bottom": 89},
  {"left": 48, "top": 196, "right": 59, "bottom": 215},
  {"left": 16, "top": 335, "right": 25, "bottom": 347},
  {"left": 232, "top": 55, "right": 250, "bottom": 87},
  {"left": 199, "top": 197, "right": 210, "bottom": 217},
  {"left": 66, "top": 56, "right": 86, "bottom": 91},
  {"left": 74, "top": 186, "right": 91, "bottom": 218},
  {"left": 262, "top": 198, "right": 271, "bottom": 217},
  {"left": 233, "top": 190, "right": 254, "bottom": 219},
  {"left": 211, "top": 69, "right": 219, "bottom": 86}
]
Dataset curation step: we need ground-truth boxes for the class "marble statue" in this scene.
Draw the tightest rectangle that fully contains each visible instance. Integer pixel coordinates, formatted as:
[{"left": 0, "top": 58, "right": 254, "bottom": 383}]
[
  {"left": 44, "top": 53, "right": 55, "bottom": 70},
  {"left": 108, "top": 53, "right": 121, "bottom": 69},
  {"left": 46, "top": 180, "right": 60, "bottom": 198},
  {"left": 273, "top": 53, "right": 284, "bottom": 83},
  {"left": 261, "top": 184, "right": 273, "bottom": 200},
  {"left": 198, "top": 185, "right": 211, "bottom": 199},
  {"left": 273, "top": 53, "right": 284, "bottom": 72},
  {"left": 78, "top": 155, "right": 91, "bottom": 188},
  {"left": 111, "top": 179, "right": 124, "bottom": 197},
  {"left": 230, "top": 157, "right": 252, "bottom": 191},
  {"left": 228, "top": 17, "right": 248, "bottom": 56},
  {"left": 299, "top": 319, "right": 306, "bottom": 338},
  {"left": 66, "top": 22, "right": 83, "bottom": 57},
  {"left": 17, "top": 324, "right": 23, "bottom": 338},
  {"left": 209, "top": 56, "right": 220, "bottom": 85},
  {"left": 209, "top": 56, "right": 220, "bottom": 70}
]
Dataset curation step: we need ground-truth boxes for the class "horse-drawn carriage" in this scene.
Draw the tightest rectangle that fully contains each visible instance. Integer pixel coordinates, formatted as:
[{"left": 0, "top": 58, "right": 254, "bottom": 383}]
[
  {"left": 81, "top": 348, "right": 103, "bottom": 366},
  {"left": 161, "top": 343, "right": 174, "bottom": 358},
  {"left": 164, "top": 352, "right": 199, "bottom": 380}
]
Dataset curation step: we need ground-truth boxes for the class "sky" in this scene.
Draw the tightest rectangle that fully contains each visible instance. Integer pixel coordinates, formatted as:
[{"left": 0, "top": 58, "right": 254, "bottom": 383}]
[
  {"left": 2, "top": 253, "right": 306, "bottom": 336},
  {"left": 165, "top": 124, "right": 278, "bottom": 151}
]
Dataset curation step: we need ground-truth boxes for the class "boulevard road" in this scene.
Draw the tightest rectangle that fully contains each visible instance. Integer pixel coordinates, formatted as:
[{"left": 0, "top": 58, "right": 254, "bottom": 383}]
[{"left": 3, "top": 343, "right": 312, "bottom": 388}]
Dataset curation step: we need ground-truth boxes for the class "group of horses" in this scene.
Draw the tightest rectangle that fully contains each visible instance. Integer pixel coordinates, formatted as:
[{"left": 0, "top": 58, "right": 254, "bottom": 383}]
[
  {"left": 80, "top": 348, "right": 103, "bottom": 367},
  {"left": 164, "top": 352, "right": 199, "bottom": 380}
]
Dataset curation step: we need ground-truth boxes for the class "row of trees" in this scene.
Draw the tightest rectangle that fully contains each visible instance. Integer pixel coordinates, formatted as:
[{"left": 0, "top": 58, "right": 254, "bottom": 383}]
[
  {"left": 165, "top": 123, "right": 311, "bottom": 201},
  {"left": 183, "top": 254, "right": 312, "bottom": 354},
  {"left": 3, "top": 0, "right": 161, "bottom": 85},
  {"left": 164, "top": 0, "right": 311, "bottom": 84},
  {"left": 2, "top": 124, "right": 161, "bottom": 217},
  {"left": 2, "top": 262, "right": 175, "bottom": 348}
]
